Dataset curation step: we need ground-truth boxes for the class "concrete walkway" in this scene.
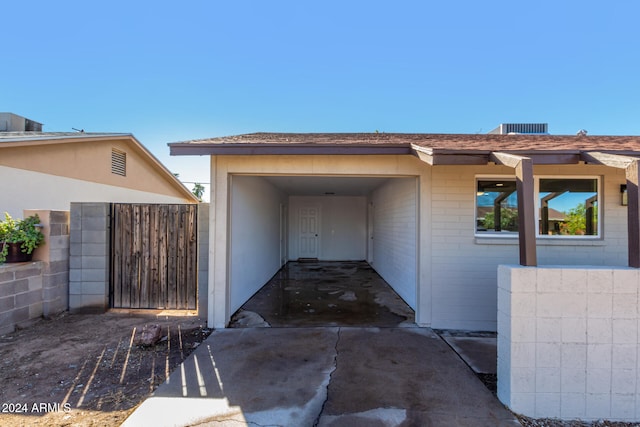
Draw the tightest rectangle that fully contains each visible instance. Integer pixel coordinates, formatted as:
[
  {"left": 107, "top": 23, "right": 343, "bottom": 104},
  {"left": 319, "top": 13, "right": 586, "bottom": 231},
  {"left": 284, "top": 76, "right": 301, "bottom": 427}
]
[{"left": 123, "top": 327, "right": 520, "bottom": 427}]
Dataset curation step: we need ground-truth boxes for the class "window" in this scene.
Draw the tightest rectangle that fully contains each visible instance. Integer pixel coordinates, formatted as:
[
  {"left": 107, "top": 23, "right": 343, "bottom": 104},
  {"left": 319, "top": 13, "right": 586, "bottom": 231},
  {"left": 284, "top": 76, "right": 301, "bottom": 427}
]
[
  {"left": 476, "top": 176, "right": 601, "bottom": 238},
  {"left": 537, "top": 177, "right": 599, "bottom": 237},
  {"left": 111, "top": 149, "right": 126, "bottom": 176},
  {"left": 476, "top": 179, "right": 518, "bottom": 234}
]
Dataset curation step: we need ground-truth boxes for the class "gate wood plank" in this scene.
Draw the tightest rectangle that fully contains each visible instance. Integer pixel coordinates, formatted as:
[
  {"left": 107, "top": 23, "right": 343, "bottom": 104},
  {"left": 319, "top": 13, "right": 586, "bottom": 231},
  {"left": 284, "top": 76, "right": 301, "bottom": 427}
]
[
  {"left": 149, "top": 206, "right": 160, "bottom": 308},
  {"left": 177, "top": 206, "right": 186, "bottom": 309},
  {"left": 122, "top": 205, "right": 133, "bottom": 308},
  {"left": 167, "top": 205, "right": 179, "bottom": 308},
  {"left": 130, "top": 205, "right": 140, "bottom": 307},
  {"left": 159, "top": 206, "right": 168, "bottom": 309},
  {"left": 111, "top": 205, "right": 121, "bottom": 307},
  {"left": 110, "top": 203, "right": 198, "bottom": 310},
  {"left": 140, "top": 205, "right": 151, "bottom": 307},
  {"left": 186, "top": 205, "right": 197, "bottom": 309}
]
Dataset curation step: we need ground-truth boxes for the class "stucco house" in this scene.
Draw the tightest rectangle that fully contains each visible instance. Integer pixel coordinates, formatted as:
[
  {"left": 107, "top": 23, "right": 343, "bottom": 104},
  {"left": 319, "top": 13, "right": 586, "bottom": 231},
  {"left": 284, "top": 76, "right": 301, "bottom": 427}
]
[
  {"left": 0, "top": 113, "right": 198, "bottom": 218},
  {"left": 169, "top": 129, "right": 640, "bottom": 331}
]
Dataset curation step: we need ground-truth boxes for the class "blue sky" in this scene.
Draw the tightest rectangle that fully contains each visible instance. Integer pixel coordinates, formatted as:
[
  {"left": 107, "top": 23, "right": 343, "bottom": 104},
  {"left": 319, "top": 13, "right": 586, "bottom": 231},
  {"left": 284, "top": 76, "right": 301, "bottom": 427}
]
[{"left": 3, "top": 1, "right": 640, "bottom": 193}]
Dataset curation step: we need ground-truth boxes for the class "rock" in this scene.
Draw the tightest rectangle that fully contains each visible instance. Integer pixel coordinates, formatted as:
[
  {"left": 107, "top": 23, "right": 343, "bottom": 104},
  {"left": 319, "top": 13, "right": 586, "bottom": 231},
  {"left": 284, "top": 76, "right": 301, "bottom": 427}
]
[
  {"left": 229, "top": 310, "right": 270, "bottom": 328},
  {"left": 136, "top": 324, "right": 163, "bottom": 346},
  {"left": 339, "top": 291, "right": 357, "bottom": 301}
]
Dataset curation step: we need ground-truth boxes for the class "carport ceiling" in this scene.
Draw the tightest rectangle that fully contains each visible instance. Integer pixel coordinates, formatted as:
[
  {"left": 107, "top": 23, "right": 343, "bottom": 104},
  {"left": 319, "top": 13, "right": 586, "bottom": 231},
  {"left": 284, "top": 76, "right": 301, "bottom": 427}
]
[{"left": 262, "top": 176, "right": 392, "bottom": 196}]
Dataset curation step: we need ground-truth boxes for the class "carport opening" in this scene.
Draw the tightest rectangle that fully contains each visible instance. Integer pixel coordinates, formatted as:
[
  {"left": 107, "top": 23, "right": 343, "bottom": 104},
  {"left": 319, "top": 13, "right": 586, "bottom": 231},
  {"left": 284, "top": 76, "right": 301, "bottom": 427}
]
[
  {"left": 228, "top": 175, "right": 419, "bottom": 327},
  {"left": 232, "top": 260, "right": 414, "bottom": 327}
]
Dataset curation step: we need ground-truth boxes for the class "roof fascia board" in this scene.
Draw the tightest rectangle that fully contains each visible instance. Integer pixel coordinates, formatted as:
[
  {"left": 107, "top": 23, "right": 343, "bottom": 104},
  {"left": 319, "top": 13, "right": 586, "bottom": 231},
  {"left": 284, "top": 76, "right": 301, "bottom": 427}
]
[{"left": 431, "top": 154, "right": 489, "bottom": 165}]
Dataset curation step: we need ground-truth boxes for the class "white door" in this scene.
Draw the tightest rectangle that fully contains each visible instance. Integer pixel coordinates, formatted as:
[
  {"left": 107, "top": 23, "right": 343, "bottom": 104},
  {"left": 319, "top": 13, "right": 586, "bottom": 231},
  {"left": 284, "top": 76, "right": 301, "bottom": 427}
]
[
  {"left": 299, "top": 206, "right": 319, "bottom": 259},
  {"left": 280, "top": 203, "right": 288, "bottom": 266},
  {"left": 367, "top": 202, "right": 374, "bottom": 263}
]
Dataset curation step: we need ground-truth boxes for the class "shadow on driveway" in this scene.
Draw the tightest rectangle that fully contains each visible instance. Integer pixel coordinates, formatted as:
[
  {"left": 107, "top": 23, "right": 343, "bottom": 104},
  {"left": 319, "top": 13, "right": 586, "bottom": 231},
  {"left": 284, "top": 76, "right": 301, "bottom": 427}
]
[{"left": 124, "top": 327, "right": 520, "bottom": 426}]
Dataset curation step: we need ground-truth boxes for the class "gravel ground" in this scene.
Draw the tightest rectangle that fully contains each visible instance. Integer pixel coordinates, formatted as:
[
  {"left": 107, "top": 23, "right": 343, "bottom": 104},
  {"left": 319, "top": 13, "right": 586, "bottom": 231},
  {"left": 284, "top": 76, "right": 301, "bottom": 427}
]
[
  {"left": 475, "top": 372, "right": 640, "bottom": 427},
  {"left": 516, "top": 418, "right": 640, "bottom": 427}
]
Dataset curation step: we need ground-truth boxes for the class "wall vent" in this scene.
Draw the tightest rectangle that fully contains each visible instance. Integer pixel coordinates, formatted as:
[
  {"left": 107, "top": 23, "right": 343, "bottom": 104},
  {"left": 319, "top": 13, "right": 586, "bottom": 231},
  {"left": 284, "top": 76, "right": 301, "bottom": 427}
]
[
  {"left": 111, "top": 149, "right": 126, "bottom": 176},
  {"left": 488, "top": 123, "right": 548, "bottom": 135}
]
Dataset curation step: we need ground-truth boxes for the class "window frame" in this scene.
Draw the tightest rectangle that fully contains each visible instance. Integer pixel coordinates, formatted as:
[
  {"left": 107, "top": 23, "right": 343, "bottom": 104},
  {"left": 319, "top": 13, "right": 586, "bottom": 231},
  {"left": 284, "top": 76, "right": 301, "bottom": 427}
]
[
  {"left": 535, "top": 175, "right": 601, "bottom": 240},
  {"left": 474, "top": 175, "right": 603, "bottom": 240},
  {"left": 475, "top": 176, "right": 519, "bottom": 237}
]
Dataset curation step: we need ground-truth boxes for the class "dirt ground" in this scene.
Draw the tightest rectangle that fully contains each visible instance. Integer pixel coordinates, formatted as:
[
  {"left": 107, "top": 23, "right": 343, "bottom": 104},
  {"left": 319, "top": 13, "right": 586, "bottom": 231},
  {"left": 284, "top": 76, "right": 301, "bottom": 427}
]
[{"left": 0, "top": 311, "right": 211, "bottom": 427}]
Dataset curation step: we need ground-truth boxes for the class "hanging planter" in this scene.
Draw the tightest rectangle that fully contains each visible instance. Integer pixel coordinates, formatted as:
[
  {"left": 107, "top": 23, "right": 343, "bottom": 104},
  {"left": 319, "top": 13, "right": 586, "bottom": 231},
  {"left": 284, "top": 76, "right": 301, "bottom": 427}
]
[{"left": 0, "top": 213, "right": 45, "bottom": 264}]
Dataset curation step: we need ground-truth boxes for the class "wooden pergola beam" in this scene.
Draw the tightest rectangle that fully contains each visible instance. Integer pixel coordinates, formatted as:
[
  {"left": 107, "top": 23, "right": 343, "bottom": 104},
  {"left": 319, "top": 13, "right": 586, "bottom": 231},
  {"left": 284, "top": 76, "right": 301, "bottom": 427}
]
[
  {"left": 581, "top": 151, "right": 638, "bottom": 168},
  {"left": 492, "top": 152, "right": 537, "bottom": 266},
  {"left": 582, "top": 151, "right": 640, "bottom": 268}
]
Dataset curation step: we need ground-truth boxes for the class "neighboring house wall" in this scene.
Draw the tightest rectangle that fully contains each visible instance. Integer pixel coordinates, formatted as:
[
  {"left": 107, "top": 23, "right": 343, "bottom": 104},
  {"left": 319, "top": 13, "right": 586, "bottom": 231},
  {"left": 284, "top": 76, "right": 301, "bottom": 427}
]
[
  {"left": 230, "top": 176, "right": 287, "bottom": 313},
  {"left": 1, "top": 166, "right": 193, "bottom": 218},
  {"left": 288, "top": 195, "right": 367, "bottom": 261},
  {"left": 0, "top": 138, "right": 187, "bottom": 197},
  {"left": 498, "top": 265, "right": 640, "bottom": 421},
  {"left": 430, "top": 163, "right": 628, "bottom": 331},
  {"left": 370, "top": 177, "right": 418, "bottom": 309}
]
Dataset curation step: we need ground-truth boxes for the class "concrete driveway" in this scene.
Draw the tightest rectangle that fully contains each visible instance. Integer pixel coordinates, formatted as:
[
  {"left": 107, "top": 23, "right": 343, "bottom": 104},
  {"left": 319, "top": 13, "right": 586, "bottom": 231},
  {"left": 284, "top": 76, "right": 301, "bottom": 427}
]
[{"left": 124, "top": 327, "right": 520, "bottom": 426}]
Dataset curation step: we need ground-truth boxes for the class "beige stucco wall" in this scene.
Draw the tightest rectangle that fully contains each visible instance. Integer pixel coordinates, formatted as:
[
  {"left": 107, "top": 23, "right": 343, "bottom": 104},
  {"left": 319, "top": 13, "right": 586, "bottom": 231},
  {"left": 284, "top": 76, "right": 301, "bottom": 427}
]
[
  {"left": 0, "top": 137, "right": 192, "bottom": 199},
  {"left": 0, "top": 166, "right": 193, "bottom": 219},
  {"left": 430, "top": 163, "right": 628, "bottom": 331},
  {"left": 206, "top": 153, "right": 629, "bottom": 331}
]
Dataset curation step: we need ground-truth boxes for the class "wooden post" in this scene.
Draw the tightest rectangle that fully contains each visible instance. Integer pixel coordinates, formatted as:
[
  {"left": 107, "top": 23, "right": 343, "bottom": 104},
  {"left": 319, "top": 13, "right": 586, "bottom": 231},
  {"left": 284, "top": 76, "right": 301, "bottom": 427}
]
[
  {"left": 627, "top": 160, "right": 640, "bottom": 268},
  {"left": 490, "top": 152, "right": 538, "bottom": 266},
  {"left": 516, "top": 158, "right": 537, "bottom": 266}
]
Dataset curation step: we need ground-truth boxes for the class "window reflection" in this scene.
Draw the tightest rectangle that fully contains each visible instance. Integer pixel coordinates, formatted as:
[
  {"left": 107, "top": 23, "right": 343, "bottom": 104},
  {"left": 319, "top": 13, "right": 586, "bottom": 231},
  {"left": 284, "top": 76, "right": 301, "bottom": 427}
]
[
  {"left": 538, "top": 178, "right": 598, "bottom": 236},
  {"left": 476, "top": 180, "right": 518, "bottom": 233}
]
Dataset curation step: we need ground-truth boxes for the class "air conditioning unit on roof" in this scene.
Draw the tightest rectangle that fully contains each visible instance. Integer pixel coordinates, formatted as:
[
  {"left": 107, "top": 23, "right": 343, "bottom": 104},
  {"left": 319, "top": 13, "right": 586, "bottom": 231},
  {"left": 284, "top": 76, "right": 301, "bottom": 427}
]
[
  {"left": 0, "top": 113, "right": 43, "bottom": 132},
  {"left": 488, "top": 123, "right": 548, "bottom": 135}
]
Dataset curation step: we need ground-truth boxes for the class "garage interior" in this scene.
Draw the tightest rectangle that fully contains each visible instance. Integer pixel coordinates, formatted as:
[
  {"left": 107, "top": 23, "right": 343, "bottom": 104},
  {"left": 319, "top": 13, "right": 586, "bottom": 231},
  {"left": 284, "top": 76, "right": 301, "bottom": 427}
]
[{"left": 228, "top": 174, "right": 419, "bottom": 326}]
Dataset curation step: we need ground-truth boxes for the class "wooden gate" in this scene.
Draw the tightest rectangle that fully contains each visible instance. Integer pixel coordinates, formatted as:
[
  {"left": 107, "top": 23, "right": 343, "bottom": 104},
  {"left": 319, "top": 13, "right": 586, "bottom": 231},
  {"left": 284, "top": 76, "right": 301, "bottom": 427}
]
[{"left": 110, "top": 204, "right": 198, "bottom": 309}]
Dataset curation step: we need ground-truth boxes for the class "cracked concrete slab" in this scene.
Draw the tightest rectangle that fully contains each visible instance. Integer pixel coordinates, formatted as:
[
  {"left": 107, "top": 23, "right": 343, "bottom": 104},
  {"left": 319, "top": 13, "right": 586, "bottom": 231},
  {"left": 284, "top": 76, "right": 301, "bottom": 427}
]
[
  {"left": 440, "top": 335, "right": 498, "bottom": 375},
  {"left": 123, "top": 327, "right": 519, "bottom": 427},
  {"left": 234, "top": 262, "right": 415, "bottom": 328}
]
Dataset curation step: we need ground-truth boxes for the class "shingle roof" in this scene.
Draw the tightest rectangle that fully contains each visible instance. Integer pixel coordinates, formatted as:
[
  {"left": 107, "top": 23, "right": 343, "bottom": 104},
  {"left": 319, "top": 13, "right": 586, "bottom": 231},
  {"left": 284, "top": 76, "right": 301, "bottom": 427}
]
[
  {"left": 0, "top": 131, "right": 129, "bottom": 142},
  {"left": 171, "top": 132, "right": 640, "bottom": 153},
  {"left": 169, "top": 132, "right": 640, "bottom": 165}
]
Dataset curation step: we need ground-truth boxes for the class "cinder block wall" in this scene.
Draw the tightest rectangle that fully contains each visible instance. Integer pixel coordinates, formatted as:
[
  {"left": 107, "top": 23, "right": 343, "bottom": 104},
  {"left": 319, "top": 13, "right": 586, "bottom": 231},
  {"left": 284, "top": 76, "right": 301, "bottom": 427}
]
[
  {"left": 69, "top": 203, "right": 110, "bottom": 312},
  {"left": 0, "top": 210, "right": 70, "bottom": 334},
  {"left": 498, "top": 265, "right": 640, "bottom": 422},
  {"left": 0, "top": 263, "right": 44, "bottom": 334},
  {"left": 26, "top": 209, "right": 70, "bottom": 316}
]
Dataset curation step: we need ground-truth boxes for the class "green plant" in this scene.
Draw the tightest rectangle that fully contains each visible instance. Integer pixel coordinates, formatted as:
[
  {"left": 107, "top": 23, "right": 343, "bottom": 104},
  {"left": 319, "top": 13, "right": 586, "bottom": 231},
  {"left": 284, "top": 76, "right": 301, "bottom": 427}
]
[
  {"left": 482, "top": 207, "right": 519, "bottom": 231},
  {"left": 0, "top": 213, "right": 45, "bottom": 263}
]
